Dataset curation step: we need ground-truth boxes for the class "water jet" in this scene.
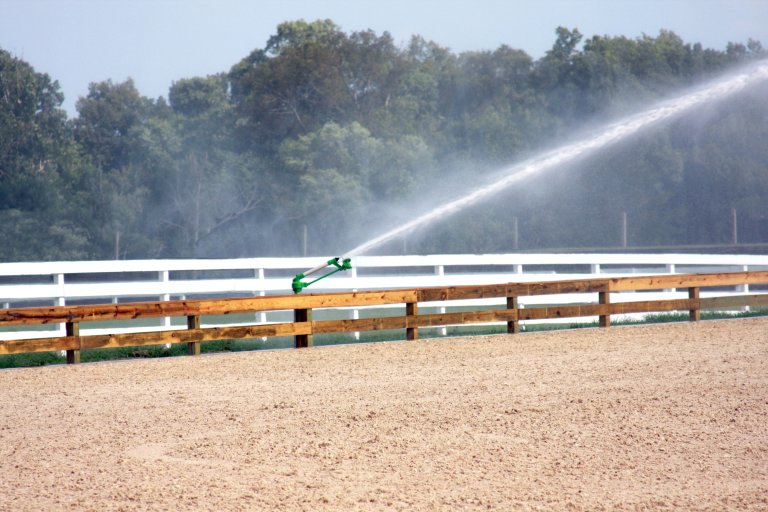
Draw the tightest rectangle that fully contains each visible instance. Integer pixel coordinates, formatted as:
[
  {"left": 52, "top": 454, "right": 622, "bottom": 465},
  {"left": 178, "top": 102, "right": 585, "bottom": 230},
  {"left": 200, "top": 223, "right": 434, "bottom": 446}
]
[{"left": 345, "top": 61, "right": 768, "bottom": 258}]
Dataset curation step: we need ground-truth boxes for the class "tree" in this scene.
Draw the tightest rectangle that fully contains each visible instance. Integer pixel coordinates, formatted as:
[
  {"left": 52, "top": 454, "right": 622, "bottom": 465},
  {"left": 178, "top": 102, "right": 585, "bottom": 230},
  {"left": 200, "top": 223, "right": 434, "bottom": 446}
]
[
  {"left": 0, "top": 48, "right": 89, "bottom": 261},
  {"left": 3, "top": 23, "right": 768, "bottom": 260},
  {"left": 73, "top": 79, "right": 154, "bottom": 171},
  {"left": 278, "top": 121, "right": 435, "bottom": 253},
  {"left": 71, "top": 79, "right": 166, "bottom": 258},
  {"left": 230, "top": 20, "right": 351, "bottom": 152},
  {"left": 446, "top": 46, "right": 536, "bottom": 162},
  {"left": 531, "top": 27, "right": 585, "bottom": 129},
  {"left": 149, "top": 75, "right": 268, "bottom": 257}
]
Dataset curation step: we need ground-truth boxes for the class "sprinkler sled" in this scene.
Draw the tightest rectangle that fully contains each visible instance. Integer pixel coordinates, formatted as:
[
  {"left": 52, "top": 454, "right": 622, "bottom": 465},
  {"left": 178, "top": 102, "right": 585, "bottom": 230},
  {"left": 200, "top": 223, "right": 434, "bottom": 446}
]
[{"left": 292, "top": 257, "right": 352, "bottom": 294}]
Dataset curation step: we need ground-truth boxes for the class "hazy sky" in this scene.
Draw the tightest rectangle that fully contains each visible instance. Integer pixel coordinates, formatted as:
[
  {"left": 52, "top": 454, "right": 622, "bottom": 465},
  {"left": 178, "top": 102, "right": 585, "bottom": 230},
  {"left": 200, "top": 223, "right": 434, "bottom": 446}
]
[{"left": 2, "top": 0, "right": 767, "bottom": 117}]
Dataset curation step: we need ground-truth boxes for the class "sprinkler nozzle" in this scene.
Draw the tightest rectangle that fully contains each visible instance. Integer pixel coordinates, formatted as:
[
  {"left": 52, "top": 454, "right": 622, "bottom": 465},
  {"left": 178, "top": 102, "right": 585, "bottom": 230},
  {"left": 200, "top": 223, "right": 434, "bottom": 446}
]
[
  {"left": 292, "top": 257, "right": 353, "bottom": 293},
  {"left": 291, "top": 273, "right": 308, "bottom": 294}
]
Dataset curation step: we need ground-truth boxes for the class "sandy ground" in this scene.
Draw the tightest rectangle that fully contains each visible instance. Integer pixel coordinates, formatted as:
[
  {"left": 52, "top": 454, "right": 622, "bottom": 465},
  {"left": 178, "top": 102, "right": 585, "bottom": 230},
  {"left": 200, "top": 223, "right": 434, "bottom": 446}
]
[{"left": 1, "top": 318, "right": 767, "bottom": 511}]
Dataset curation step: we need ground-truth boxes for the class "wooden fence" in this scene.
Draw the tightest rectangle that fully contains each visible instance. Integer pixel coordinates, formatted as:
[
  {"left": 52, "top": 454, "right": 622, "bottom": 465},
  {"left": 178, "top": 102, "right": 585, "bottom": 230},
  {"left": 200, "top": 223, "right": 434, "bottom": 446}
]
[
  {"left": 1, "top": 270, "right": 767, "bottom": 364},
  {"left": 3, "top": 252, "right": 766, "bottom": 341}
]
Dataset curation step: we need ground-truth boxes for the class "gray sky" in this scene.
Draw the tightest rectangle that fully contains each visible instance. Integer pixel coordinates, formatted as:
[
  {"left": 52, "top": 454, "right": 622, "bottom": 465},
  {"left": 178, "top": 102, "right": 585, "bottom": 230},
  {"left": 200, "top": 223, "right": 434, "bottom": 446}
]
[{"left": 2, "top": 0, "right": 767, "bottom": 117}]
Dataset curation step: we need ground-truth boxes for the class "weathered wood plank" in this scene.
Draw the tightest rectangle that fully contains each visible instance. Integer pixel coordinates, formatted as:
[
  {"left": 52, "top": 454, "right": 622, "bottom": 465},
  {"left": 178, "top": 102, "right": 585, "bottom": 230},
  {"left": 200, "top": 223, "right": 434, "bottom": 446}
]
[
  {"left": 418, "top": 284, "right": 509, "bottom": 302},
  {"left": 3, "top": 289, "right": 762, "bottom": 357},
  {"left": 78, "top": 322, "right": 309, "bottom": 351},
  {"left": 517, "top": 304, "right": 598, "bottom": 321},
  {"left": 0, "top": 336, "right": 79, "bottom": 355},
  {"left": 516, "top": 299, "right": 696, "bottom": 321},
  {"left": 311, "top": 310, "right": 519, "bottom": 334},
  {"left": 701, "top": 294, "right": 768, "bottom": 309},
  {"left": 608, "top": 270, "right": 768, "bottom": 291},
  {"left": 312, "top": 316, "right": 408, "bottom": 334},
  {"left": 416, "top": 279, "right": 609, "bottom": 302},
  {"left": 413, "top": 309, "right": 518, "bottom": 326},
  {"left": 517, "top": 279, "right": 610, "bottom": 296},
  {"left": 0, "top": 289, "right": 420, "bottom": 326},
  {"left": 2, "top": 272, "right": 764, "bottom": 328},
  {"left": 602, "top": 299, "right": 694, "bottom": 315}
]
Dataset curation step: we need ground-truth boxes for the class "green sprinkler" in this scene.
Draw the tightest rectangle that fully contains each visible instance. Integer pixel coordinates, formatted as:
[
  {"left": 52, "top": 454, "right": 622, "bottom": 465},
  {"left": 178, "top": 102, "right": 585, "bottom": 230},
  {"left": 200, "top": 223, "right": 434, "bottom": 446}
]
[{"left": 292, "top": 257, "right": 353, "bottom": 294}]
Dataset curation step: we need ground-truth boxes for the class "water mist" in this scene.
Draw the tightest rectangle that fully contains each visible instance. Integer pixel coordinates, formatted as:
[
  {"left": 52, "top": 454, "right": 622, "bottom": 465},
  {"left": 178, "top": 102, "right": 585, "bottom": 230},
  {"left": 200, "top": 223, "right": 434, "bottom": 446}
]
[{"left": 345, "top": 61, "right": 768, "bottom": 257}]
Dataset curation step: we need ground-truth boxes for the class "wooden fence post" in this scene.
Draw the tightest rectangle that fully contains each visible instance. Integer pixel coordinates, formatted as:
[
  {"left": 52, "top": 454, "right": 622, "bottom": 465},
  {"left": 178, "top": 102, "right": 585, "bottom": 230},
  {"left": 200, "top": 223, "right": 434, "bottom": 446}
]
[
  {"left": 507, "top": 296, "right": 519, "bottom": 334},
  {"left": 406, "top": 302, "right": 419, "bottom": 340},
  {"left": 294, "top": 308, "right": 313, "bottom": 348},
  {"left": 688, "top": 287, "right": 700, "bottom": 322},
  {"left": 65, "top": 321, "right": 80, "bottom": 364},
  {"left": 599, "top": 291, "right": 611, "bottom": 328},
  {"left": 187, "top": 315, "right": 201, "bottom": 355}
]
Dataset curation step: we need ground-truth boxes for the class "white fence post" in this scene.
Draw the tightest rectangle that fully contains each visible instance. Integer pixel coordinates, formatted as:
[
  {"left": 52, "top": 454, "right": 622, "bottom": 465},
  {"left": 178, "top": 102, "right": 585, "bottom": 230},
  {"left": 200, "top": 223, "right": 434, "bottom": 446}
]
[
  {"left": 435, "top": 265, "right": 447, "bottom": 336},
  {"left": 738, "top": 265, "right": 750, "bottom": 293},
  {"left": 664, "top": 264, "right": 676, "bottom": 292},
  {"left": 739, "top": 265, "right": 750, "bottom": 312},
  {"left": 54, "top": 273, "right": 66, "bottom": 337},
  {"left": 255, "top": 268, "right": 267, "bottom": 323},
  {"left": 255, "top": 268, "right": 267, "bottom": 340},
  {"left": 158, "top": 271, "right": 171, "bottom": 327},
  {"left": 54, "top": 273, "right": 66, "bottom": 355},
  {"left": 351, "top": 266, "right": 360, "bottom": 340},
  {"left": 158, "top": 270, "right": 171, "bottom": 348}
]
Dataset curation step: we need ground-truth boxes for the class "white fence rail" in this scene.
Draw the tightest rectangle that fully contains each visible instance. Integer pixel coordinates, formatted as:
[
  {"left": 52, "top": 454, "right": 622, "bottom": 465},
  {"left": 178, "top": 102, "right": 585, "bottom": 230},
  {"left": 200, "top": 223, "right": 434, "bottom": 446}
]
[{"left": 2, "top": 253, "right": 767, "bottom": 341}]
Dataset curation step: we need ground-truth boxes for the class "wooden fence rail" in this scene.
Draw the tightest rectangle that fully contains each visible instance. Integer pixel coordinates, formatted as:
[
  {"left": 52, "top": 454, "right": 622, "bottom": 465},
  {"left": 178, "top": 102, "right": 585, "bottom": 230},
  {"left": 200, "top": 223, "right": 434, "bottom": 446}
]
[{"left": 1, "top": 271, "right": 767, "bottom": 364}]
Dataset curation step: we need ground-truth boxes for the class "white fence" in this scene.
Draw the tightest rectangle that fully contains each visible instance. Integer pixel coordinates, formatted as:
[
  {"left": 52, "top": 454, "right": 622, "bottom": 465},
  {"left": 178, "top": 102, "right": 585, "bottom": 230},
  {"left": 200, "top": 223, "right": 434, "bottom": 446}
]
[{"left": 2, "top": 253, "right": 767, "bottom": 340}]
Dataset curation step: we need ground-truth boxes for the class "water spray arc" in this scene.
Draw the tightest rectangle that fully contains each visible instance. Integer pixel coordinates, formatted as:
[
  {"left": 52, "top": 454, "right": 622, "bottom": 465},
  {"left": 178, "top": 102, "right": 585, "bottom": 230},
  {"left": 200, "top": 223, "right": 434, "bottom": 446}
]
[
  {"left": 345, "top": 62, "right": 768, "bottom": 258},
  {"left": 291, "top": 62, "right": 768, "bottom": 292}
]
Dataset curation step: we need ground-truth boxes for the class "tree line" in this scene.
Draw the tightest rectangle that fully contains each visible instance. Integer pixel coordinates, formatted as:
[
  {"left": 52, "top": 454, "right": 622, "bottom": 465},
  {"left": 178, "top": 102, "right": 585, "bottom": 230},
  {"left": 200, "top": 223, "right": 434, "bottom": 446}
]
[{"left": 1, "top": 20, "right": 766, "bottom": 261}]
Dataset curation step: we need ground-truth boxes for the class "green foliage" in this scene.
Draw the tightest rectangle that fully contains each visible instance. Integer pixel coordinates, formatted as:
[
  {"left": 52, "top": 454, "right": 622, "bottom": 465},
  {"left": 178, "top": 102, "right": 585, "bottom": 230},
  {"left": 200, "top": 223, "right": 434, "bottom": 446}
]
[
  {"left": 0, "top": 49, "right": 92, "bottom": 261},
  {"left": 0, "top": 351, "right": 64, "bottom": 369},
  {"left": 278, "top": 121, "right": 435, "bottom": 252},
  {"left": 74, "top": 79, "right": 154, "bottom": 170},
  {"left": 0, "top": 24, "right": 766, "bottom": 261}
]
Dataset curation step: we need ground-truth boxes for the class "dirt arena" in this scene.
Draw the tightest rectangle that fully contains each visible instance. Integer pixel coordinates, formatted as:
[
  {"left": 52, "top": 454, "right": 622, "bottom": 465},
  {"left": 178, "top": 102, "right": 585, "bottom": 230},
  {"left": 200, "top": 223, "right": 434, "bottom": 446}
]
[{"left": 1, "top": 317, "right": 767, "bottom": 511}]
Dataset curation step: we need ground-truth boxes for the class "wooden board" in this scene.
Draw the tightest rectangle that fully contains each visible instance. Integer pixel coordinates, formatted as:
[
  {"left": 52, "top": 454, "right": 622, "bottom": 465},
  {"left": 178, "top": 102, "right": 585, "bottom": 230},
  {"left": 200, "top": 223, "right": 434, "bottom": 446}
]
[
  {"left": 608, "top": 270, "right": 768, "bottom": 291},
  {"left": 2, "top": 269, "right": 766, "bottom": 360},
  {"left": 416, "top": 279, "right": 609, "bottom": 302},
  {"left": 701, "top": 294, "right": 768, "bottom": 309},
  {"left": 2, "top": 272, "right": 765, "bottom": 327},
  {"left": 0, "top": 336, "right": 79, "bottom": 355},
  {"left": 1, "top": 289, "right": 761, "bottom": 357},
  {"left": 0, "top": 289, "right": 419, "bottom": 326}
]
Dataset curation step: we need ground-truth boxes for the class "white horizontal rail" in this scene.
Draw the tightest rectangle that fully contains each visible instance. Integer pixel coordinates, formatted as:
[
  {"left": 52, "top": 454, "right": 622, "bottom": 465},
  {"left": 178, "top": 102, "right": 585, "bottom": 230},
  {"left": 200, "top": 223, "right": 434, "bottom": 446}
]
[
  {"left": 1, "top": 253, "right": 767, "bottom": 277},
  {"left": 0, "top": 272, "right": 644, "bottom": 300},
  {"left": 1, "top": 253, "right": 764, "bottom": 304}
]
